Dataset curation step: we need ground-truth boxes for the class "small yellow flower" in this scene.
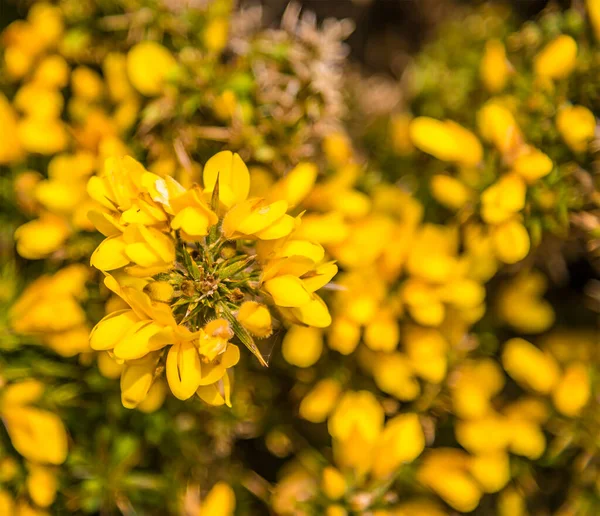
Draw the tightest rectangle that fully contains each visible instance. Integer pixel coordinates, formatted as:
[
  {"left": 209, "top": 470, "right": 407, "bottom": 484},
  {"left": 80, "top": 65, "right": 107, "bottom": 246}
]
[
  {"left": 410, "top": 117, "right": 482, "bottom": 167},
  {"left": 17, "top": 117, "right": 68, "bottom": 155},
  {"left": 512, "top": 146, "right": 553, "bottom": 183},
  {"left": 481, "top": 173, "right": 526, "bottom": 224},
  {"left": 299, "top": 379, "right": 342, "bottom": 423},
  {"left": 372, "top": 414, "right": 425, "bottom": 479},
  {"left": 323, "top": 132, "right": 352, "bottom": 166},
  {"left": 282, "top": 326, "right": 323, "bottom": 367},
  {"left": 556, "top": 105, "right": 596, "bottom": 153},
  {"left": 364, "top": 310, "right": 399, "bottom": 352},
  {"left": 588, "top": 0, "right": 600, "bottom": 41},
  {"left": 502, "top": 338, "right": 559, "bottom": 394},
  {"left": 477, "top": 101, "right": 523, "bottom": 156},
  {"left": 328, "top": 391, "right": 384, "bottom": 474},
  {"left": 373, "top": 352, "right": 420, "bottom": 400},
  {"left": 491, "top": 219, "right": 530, "bottom": 264},
  {"left": 321, "top": 466, "right": 346, "bottom": 500},
  {"left": 14, "top": 214, "right": 71, "bottom": 260},
  {"left": 1, "top": 382, "right": 68, "bottom": 465},
  {"left": 404, "top": 325, "right": 448, "bottom": 383},
  {"left": 34, "top": 54, "right": 69, "bottom": 88},
  {"left": 430, "top": 175, "right": 471, "bottom": 210},
  {"left": 480, "top": 39, "right": 510, "bottom": 93},
  {"left": 552, "top": 362, "right": 590, "bottom": 417},
  {"left": 127, "top": 41, "right": 177, "bottom": 96},
  {"left": 534, "top": 35, "right": 577, "bottom": 80},
  {"left": 200, "top": 482, "right": 235, "bottom": 516},
  {"left": 496, "top": 270, "right": 555, "bottom": 334},
  {"left": 72, "top": 66, "right": 104, "bottom": 100},
  {"left": 469, "top": 452, "right": 510, "bottom": 493},
  {"left": 418, "top": 449, "right": 482, "bottom": 512},
  {"left": 327, "top": 316, "right": 360, "bottom": 355},
  {"left": 26, "top": 465, "right": 58, "bottom": 507},
  {"left": 204, "top": 18, "right": 229, "bottom": 53}
]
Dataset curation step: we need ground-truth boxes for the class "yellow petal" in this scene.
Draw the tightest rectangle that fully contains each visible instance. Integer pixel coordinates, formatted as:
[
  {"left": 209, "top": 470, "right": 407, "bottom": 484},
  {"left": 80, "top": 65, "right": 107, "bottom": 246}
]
[
  {"left": 90, "top": 309, "right": 140, "bottom": 351},
  {"left": 166, "top": 341, "right": 202, "bottom": 400},
  {"left": 88, "top": 210, "right": 125, "bottom": 237},
  {"left": 120, "top": 354, "right": 158, "bottom": 409},
  {"left": 264, "top": 275, "right": 312, "bottom": 307},
  {"left": 290, "top": 294, "right": 332, "bottom": 328},
  {"left": 203, "top": 151, "right": 250, "bottom": 208},
  {"left": 268, "top": 162, "right": 318, "bottom": 208},
  {"left": 254, "top": 214, "right": 296, "bottom": 240},
  {"left": 171, "top": 206, "right": 212, "bottom": 238},
  {"left": 302, "top": 262, "right": 338, "bottom": 292},
  {"left": 113, "top": 321, "right": 167, "bottom": 360},
  {"left": 90, "top": 236, "right": 129, "bottom": 270},
  {"left": 3, "top": 407, "right": 68, "bottom": 465}
]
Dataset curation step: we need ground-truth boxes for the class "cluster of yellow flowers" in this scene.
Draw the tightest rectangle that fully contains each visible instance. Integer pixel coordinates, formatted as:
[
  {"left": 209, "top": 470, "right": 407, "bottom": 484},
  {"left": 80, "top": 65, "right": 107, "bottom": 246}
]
[
  {"left": 2, "top": 0, "right": 600, "bottom": 514},
  {"left": 87, "top": 151, "right": 335, "bottom": 408},
  {"left": 0, "top": 380, "right": 68, "bottom": 514}
]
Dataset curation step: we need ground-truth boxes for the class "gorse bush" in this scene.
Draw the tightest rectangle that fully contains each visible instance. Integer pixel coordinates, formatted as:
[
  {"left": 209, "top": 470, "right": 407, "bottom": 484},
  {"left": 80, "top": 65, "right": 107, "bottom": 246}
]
[{"left": 0, "top": 0, "right": 599, "bottom": 514}]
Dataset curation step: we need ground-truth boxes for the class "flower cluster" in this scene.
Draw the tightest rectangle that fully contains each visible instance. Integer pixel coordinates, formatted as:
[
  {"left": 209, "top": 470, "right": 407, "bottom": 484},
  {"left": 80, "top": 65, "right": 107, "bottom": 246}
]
[{"left": 88, "top": 151, "right": 336, "bottom": 408}]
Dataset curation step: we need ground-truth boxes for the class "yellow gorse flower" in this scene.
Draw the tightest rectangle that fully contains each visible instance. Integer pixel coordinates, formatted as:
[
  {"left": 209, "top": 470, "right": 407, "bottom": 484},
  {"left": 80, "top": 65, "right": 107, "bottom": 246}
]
[
  {"left": 0, "top": 380, "right": 68, "bottom": 466},
  {"left": 87, "top": 151, "right": 337, "bottom": 408}
]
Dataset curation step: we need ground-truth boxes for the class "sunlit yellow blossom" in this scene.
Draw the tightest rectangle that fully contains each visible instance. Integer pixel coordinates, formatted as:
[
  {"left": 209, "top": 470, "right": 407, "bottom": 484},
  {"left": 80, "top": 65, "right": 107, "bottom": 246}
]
[
  {"left": 127, "top": 41, "right": 177, "bottom": 96},
  {"left": 430, "top": 175, "right": 471, "bottom": 210},
  {"left": 282, "top": 326, "right": 323, "bottom": 367},
  {"left": 481, "top": 173, "right": 526, "bottom": 224},
  {"left": 477, "top": 101, "right": 523, "bottom": 156},
  {"left": 534, "top": 35, "right": 577, "bottom": 80},
  {"left": 512, "top": 146, "right": 553, "bottom": 183},
  {"left": 328, "top": 391, "right": 384, "bottom": 473},
  {"left": 496, "top": 270, "right": 555, "bottom": 333},
  {"left": 491, "top": 219, "right": 530, "bottom": 264},
  {"left": 372, "top": 414, "right": 425, "bottom": 478},
  {"left": 469, "top": 452, "right": 510, "bottom": 493},
  {"left": 452, "top": 359, "right": 504, "bottom": 419},
  {"left": 418, "top": 449, "right": 482, "bottom": 512},
  {"left": 1, "top": 381, "right": 68, "bottom": 465},
  {"left": 556, "top": 105, "right": 596, "bottom": 153},
  {"left": 26, "top": 465, "right": 58, "bottom": 507},
  {"left": 410, "top": 117, "right": 482, "bottom": 166},
  {"left": 299, "top": 379, "right": 342, "bottom": 423},
  {"left": 404, "top": 325, "right": 448, "bottom": 383},
  {"left": 204, "top": 18, "right": 229, "bottom": 54},
  {"left": 322, "top": 467, "right": 347, "bottom": 500},
  {"left": 552, "top": 362, "right": 590, "bottom": 417},
  {"left": 502, "top": 338, "right": 560, "bottom": 394},
  {"left": 481, "top": 39, "right": 509, "bottom": 93}
]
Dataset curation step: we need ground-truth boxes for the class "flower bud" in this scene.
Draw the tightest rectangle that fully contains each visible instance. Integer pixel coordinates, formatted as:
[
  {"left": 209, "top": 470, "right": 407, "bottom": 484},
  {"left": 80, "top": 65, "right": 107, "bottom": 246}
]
[{"left": 237, "top": 301, "right": 272, "bottom": 338}]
